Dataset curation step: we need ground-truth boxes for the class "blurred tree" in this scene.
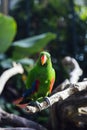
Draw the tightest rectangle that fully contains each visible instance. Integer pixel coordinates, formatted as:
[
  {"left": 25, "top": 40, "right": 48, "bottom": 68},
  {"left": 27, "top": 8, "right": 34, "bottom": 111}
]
[{"left": 1, "top": 0, "right": 9, "bottom": 15}]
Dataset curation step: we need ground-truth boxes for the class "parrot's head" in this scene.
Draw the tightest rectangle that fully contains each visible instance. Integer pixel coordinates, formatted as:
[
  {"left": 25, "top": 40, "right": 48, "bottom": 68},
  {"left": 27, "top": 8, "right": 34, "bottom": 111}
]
[{"left": 38, "top": 51, "right": 52, "bottom": 66}]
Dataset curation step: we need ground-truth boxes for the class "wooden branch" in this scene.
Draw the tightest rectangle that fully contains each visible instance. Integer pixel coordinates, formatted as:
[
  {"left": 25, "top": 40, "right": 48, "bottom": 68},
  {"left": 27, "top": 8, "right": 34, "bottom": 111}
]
[
  {"left": 49, "top": 90, "right": 87, "bottom": 130},
  {"left": 1, "top": 0, "right": 9, "bottom": 15},
  {"left": 25, "top": 81, "right": 87, "bottom": 113},
  {"left": 53, "top": 56, "right": 83, "bottom": 94},
  {"left": 52, "top": 79, "right": 70, "bottom": 93},
  {"left": 0, "top": 108, "right": 47, "bottom": 130},
  {"left": 71, "top": 113, "right": 87, "bottom": 124},
  {"left": 78, "top": 106, "right": 87, "bottom": 115},
  {"left": 0, "top": 128, "right": 35, "bottom": 130},
  {"left": 47, "top": 89, "right": 87, "bottom": 130},
  {"left": 49, "top": 57, "right": 84, "bottom": 130},
  {"left": 56, "top": 90, "right": 87, "bottom": 116},
  {"left": 57, "top": 101, "right": 87, "bottom": 127},
  {"left": 62, "top": 56, "right": 83, "bottom": 83},
  {"left": 0, "top": 62, "right": 24, "bottom": 94}
]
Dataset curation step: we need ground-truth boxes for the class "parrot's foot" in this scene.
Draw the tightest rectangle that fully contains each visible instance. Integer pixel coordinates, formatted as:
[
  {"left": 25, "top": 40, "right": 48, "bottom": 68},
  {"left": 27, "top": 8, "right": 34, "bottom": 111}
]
[
  {"left": 35, "top": 101, "right": 42, "bottom": 111},
  {"left": 44, "top": 97, "right": 51, "bottom": 106},
  {"left": 28, "top": 101, "right": 42, "bottom": 111}
]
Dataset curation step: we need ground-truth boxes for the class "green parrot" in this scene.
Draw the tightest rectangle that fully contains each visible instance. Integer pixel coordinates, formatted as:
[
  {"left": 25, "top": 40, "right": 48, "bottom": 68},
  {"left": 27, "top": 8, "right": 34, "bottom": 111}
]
[{"left": 13, "top": 51, "right": 55, "bottom": 109}]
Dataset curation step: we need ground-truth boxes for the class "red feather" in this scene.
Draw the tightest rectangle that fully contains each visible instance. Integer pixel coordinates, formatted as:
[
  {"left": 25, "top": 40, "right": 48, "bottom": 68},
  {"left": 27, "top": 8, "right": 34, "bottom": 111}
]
[
  {"left": 35, "top": 80, "right": 40, "bottom": 92},
  {"left": 49, "top": 78, "right": 55, "bottom": 93},
  {"left": 32, "top": 80, "right": 40, "bottom": 94}
]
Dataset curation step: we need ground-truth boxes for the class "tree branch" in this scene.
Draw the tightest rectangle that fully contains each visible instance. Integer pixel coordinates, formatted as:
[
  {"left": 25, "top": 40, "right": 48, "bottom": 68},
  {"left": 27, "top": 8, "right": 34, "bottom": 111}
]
[
  {"left": 0, "top": 108, "right": 47, "bottom": 130},
  {"left": 0, "top": 128, "right": 35, "bottom": 130},
  {"left": 62, "top": 56, "right": 83, "bottom": 83},
  {"left": 25, "top": 80, "right": 87, "bottom": 113},
  {"left": 0, "top": 62, "right": 24, "bottom": 94}
]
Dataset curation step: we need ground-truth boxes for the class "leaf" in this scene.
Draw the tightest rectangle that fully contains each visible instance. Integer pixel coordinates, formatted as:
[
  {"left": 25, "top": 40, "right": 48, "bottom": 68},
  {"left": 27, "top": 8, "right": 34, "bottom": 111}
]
[
  {"left": 48, "top": 0, "right": 61, "bottom": 9},
  {"left": 0, "top": 13, "right": 17, "bottom": 53},
  {"left": 17, "top": 58, "right": 34, "bottom": 66},
  {"left": 0, "top": 58, "right": 34, "bottom": 69},
  {"left": 74, "top": 0, "right": 87, "bottom": 6},
  {"left": 12, "top": 32, "right": 56, "bottom": 59},
  {"left": 75, "top": 5, "right": 87, "bottom": 20},
  {"left": 0, "top": 59, "right": 13, "bottom": 69}
]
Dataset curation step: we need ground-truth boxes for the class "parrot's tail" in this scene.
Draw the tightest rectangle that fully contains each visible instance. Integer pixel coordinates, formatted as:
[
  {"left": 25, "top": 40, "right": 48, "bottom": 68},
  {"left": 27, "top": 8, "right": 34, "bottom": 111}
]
[
  {"left": 16, "top": 103, "right": 28, "bottom": 109},
  {"left": 13, "top": 97, "right": 29, "bottom": 109},
  {"left": 13, "top": 97, "right": 24, "bottom": 105}
]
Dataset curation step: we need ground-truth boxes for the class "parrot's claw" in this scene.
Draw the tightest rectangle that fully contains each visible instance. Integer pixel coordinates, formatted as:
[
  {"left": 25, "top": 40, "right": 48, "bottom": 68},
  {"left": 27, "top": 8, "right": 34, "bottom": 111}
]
[
  {"left": 28, "top": 101, "right": 42, "bottom": 111},
  {"left": 35, "top": 101, "right": 42, "bottom": 111},
  {"left": 44, "top": 97, "right": 51, "bottom": 106}
]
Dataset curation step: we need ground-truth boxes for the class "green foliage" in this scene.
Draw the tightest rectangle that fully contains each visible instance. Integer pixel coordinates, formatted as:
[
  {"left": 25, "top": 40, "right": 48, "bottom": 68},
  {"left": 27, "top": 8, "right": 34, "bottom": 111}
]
[
  {"left": 0, "top": 13, "right": 17, "bottom": 53},
  {"left": 74, "top": 0, "right": 87, "bottom": 21},
  {"left": 0, "top": 13, "right": 56, "bottom": 68},
  {"left": 75, "top": 5, "right": 87, "bottom": 20},
  {"left": 12, "top": 32, "right": 56, "bottom": 59},
  {"left": 0, "top": 58, "right": 34, "bottom": 69}
]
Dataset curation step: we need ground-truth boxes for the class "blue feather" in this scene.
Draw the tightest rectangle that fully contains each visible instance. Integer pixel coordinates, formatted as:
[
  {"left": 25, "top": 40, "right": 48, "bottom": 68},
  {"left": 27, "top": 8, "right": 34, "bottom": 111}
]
[{"left": 22, "top": 81, "right": 37, "bottom": 98}]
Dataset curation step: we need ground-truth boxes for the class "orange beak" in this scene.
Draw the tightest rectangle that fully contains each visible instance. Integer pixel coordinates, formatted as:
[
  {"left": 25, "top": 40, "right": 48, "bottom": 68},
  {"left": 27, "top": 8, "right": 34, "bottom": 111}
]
[{"left": 41, "top": 55, "right": 47, "bottom": 65}]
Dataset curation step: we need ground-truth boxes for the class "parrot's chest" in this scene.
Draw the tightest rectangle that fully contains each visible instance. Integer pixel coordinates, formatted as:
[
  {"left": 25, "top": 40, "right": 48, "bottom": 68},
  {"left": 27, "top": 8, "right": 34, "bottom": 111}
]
[
  {"left": 34, "top": 68, "right": 52, "bottom": 93},
  {"left": 35, "top": 68, "right": 51, "bottom": 82}
]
